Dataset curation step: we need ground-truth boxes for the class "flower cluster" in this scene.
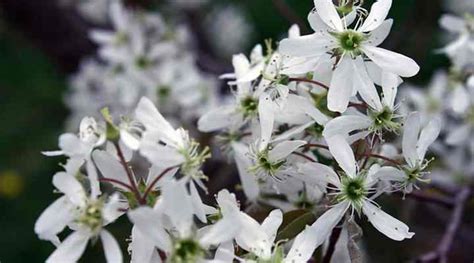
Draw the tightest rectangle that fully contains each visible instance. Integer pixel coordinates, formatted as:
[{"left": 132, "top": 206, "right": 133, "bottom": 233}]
[
  {"left": 65, "top": 0, "right": 219, "bottom": 128},
  {"left": 35, "top": 0, "right": 466, "bottom": 262}
]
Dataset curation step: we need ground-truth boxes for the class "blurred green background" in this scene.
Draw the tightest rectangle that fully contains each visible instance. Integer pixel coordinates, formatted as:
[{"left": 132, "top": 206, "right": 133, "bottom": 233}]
[{"left": 0, "top": 0, "right": 462, "bottom": 262}]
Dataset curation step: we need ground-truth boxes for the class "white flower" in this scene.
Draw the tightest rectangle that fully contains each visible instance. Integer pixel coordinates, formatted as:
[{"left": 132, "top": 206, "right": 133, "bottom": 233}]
[
  {"left": 400, "top": 112, "right": 441, "bottom": 192},
  {"left": 280, "top": 0, "right": 419, "bottom": 112},
  {"left": 438, "top": 14, "right": 474, "bottom": 68},
  {"left": 34, "top": 171, "right": 123, "bottom": 263},
  {"left": 297, "top": 134, "right": 413, "bottom": 252},
  {"left": 135, "top": 97, "right": 210, "bottom": 189}
]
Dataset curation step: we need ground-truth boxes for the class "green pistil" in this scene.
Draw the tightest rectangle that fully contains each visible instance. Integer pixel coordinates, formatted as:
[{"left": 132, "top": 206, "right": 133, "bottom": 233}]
[
  {"left": 240, "top": 96, "right": 259, "bottom": 118},
  {"left": 336, "top": 30, "right": 365, "bottom": 54},
  {"left": 369, "top": 107, "right": 400, "bottom": 133},
  {"left": 250, "top": 150, "right": 286, "bottom": 178},
  {"left": 338, "top": 176, "right": 367, "bottom": 209},
  {"left": 76, "top": 199, "right": 104, "bottom": 233},
  {"left": 170, "top": 239, "right": 205, "bottom": 263}
]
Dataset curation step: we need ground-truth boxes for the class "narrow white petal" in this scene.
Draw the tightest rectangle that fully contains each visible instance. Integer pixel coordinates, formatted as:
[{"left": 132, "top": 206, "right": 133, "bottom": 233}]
[
  {"left": 285, "top": 94, "right": 329, "bottom": 124},
  {"left": 93, "top": 150, "right": 130, "bottom": 189},
  {"left": 314, "top": 0, "right": 344, "bottom": 31},
  {"left": 235, "top": 214, "right": 272, "bottom": 259},
  {"left": 232, "top": 54, "right": 251, "bottom": 79},
  {"left": 52, "top": 172, "right": 85, "bottom": 207},
  {"left": 352, "top": 57, "right": 383, "bottom": 111},
  {"left": 268, "top": 140, "right": 306, "bottom": 162},
  {"left": 198, "top": 106, "right": 237, "bottom": 132},
  {"left": 439, "top": 14, "right": 466, "bottom": 32},
  {"left": 258, "top": 94, "right": 275, "bottom": 151},
  {"left": 128, "top": 207, "right": 171, "bottom": 251},
  {"left": 326, "top": 135, "right": 357, "bottom": 177},
  {"left": 100, "top": 230, "right": 123, "bottom": 263},
  {"left": 279, "top": 34, "right": 331, "bottom": 57},
  {"left": 214, "top": 241, "right": 235, "bottom": 262},
  {"left": 139, "top": 142, "right": 185, "bottom": 167},
  {"left": 416, "top": 117, "right": 441, "bottom": 161},
  {"left": 366, "top": 166, "right": 405, "bottom": 187},
  {"left": 328, "top": 57, "right": 354, "bottom": 112},
  {"left": 402, "top": 112, "right": 421, "bottom": 166},
  {"left": 381, "top": 71, "right": 402, "bottom": 109},
  {"left": 135, "top": 97, "right": 178, "bottom": 142},
  {"left": 362, "top": 201, "right": 414, "bottom": 241},
  {"left": 358, "top": 0, "right": 392, "bottom": 32},
  {"left": 362, "top": 45, "right": 419, "bottom": 77},
  {"left": 323, "top": 115, "right": 372, "bottom": 138},
  {"left": 189, "top": 181, "right": 208, "bottom": 223},
  {"left": 446, "top": 124, "right": 471, "bottom": 146},
  {"left": 232, "top": 143, "right": 260, "bottom": 200},
  {"left": 199, "top": 217, "right": 240, "bottom": 247},
  {"left": 284, "top": 225, "right": 319, "bottom": 263},
  {"left": 261, "top": 210, "right": 283, "bottom": 244},
  {"left": 46, "top": 231, "right": 90, "bottom": 263},
  {"left": 34, "top": 196, "right": 73, "bottom": 244},
  {"left": 130, "top": 227, "right": 155, "bottom": 263},
  {"left": 307, "top": 10, "right": 330, "bottom": 33},
  {"left": 297, "top": 162, "right": 341, "bottom": 188},
  {"left": 365, "top": 19, "right": 393, "bottom": 47}
]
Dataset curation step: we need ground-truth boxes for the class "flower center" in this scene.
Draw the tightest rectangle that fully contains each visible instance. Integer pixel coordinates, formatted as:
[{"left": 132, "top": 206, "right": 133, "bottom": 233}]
[
  {"left": 240, "top": 96, "right": 259, "bottom": 118},
  {"left": 369, "top": 107, "right": 400, "bottom": 133},
  {"left": 77, "top": 200, "right": 104, "bottom": 233},
  {"left": 170, "top": 239, "right": 205, "bottom": 263},
  {"left": 338, "top": 30, "right": 364, "bottom": 52},
  {"left": 338, "top": 176, "right": 367, "bottom": 209},
  {"left": 249, "top": 149, "right": 286, "bottom": 178}
]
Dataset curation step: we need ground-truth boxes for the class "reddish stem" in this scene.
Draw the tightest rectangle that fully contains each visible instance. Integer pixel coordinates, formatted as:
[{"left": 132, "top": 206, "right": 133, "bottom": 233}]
[
  {"left": 113, "top": 141, "right": 142, "bottom": 204},
  {"left": 141, "top": 166, "right": 178, "bottom": 202},
  {"left": 99, "top": 178, "right": 135, "bottom": 192},
  {"left": 289, "top": 77, "right": 329, "bottom": 90},
  {"left": 292, "top": 152, "right": 316, "bottom": 162}
]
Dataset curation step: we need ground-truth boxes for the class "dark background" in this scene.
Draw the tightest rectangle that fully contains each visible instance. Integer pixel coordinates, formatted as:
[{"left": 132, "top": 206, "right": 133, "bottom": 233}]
[{"left": 1, "top": 0, "right": 469, "bottom": 262}]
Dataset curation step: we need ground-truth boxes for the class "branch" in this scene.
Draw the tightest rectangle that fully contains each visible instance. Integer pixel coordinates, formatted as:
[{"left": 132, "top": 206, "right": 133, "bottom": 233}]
[
  {"left": 362, "top": 153, "right": 402, "bottom": 165},
  {"left": 113, "top": 141, "right": 142, "bottom": 204},
  {"left": 292, "top": 152, "right": 316, "bottom": 162},
  {"left": 99, "top": 178, "right": 135, "bottom": 192},
  {"left": 141, "top": 166, "right": 178, "bottom": 202},
  {"left": 323, "top": 226, "right": 343, "bottom": 263},
  {"left": 395, "top": 190, "right": 454, "bottom": 209},
  {"left": 289, "top": 77, "right": 329, "bottom": 90},
  {"left": 417, "top": 187, "right": 471, "bottom": 262}
]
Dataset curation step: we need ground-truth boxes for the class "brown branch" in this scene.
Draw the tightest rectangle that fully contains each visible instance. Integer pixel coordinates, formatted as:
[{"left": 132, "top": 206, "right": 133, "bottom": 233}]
[
  {"left": 113, "top": 141, "right": 142, "bottom": 204},
  {"left": 306, "top": 143, "right": 329, "bottom": 150},
  {"left": 323, "top": 226, "right": 343, "bottom": 263},
  {"left": 289, "top": 77, "right": 329, "bottom": 90},
  {"left": 141, "top": 166, "right": 178, "bottom": 202},
  {"left": 271, "top": 0, "right": 310, "bottom": 34},
  {"left": 99, "top": 178, "right": 135, "bottom": 192},
  {"left": 395, "top": 190, "right": 454, "bottom": 209},
  {"left": 417, "top": 187, "right": 471, "bottom": 262},
  {"left": 362, "top": 153, "right": 402, "bottom": 166},
  {"left": 292, "top": 152, "right": 316, "bottom": 162}
]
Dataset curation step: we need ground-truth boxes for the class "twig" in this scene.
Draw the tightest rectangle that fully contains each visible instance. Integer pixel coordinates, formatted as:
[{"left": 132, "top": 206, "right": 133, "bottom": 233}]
[
  {"left": 292, "top": 152, "right": 316, "bottom": 162},
  {"left": 362, "top": 153, "right": 402, "bottom": 165},
  {"left": 417, "top": 187, "right": 471, "bottom": 262},
  {"left": 289, "top": 77, "right": 329, "bottom": 90},
  {"left": 306, "top": 143, "right": 329, "bottom": 150},
  {"left": 395, "top": 191, "right": 454, "bottom": 209},
  {"left": 113, "top": 141, "right": 142, "bottom": 204},
  {"left": 99, "top": 178, "right": 135, "bottom": 192},
  {"left": 323, "top": 226, "right": 343, "bottom": 263},
  {"left": 141, "top": 166, "right": 178, "bottom": 202},
  {"left": 271, "top": 0, "right": 310, "bottom": 34}
]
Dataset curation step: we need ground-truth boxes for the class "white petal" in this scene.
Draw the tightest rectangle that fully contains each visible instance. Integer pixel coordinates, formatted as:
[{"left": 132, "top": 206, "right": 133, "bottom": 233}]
[
  {"left": 279, "top": 34, "right": 332, "bottom": 57},
  {"left": 416, "top": 117, "right": 441, "bottom": 161},
  {"left": 323, "top": 115, "right": 372, "bottom": 138},
  {"left": 352, "top": 57, "right": 383, "bottom": 111},
  {"left": 232, "top": 54, "right": 251, "bottom": 79},
  {"left": 358, "top": 0, "right": 392, "bottom": 32},
  {"left": 232, "top": 143, "right": 260, "bottom": 201},
  {"left": 89, "top": 30, "right": 115, "bottom": 44},
  {"left": 162, "top": 180, "right": 194, "bottom": 236},
  {"left": 135, "top": 97, "right": 178, "bottom": 143},
  {"left": 198, "top": 106, "right": 237, "bottom": 132},
  {"left": 120, "top": 130, "right": 140, "bottom": 151},
  {"left": 199, "top": 216, "right": 240, "bottom": 247},
  {"left": 450, "top": 86, "right": 470, "bottom": 114},
  {"left": 100, "top": 230, "right": 123, "bottom": 263},
  {"left": 214, "top": 241, "right": 235, "bottom": 262},
  {"left": 308, "top": 10, "right": 330, "bottom": 33},
  {"left": 52, "top": 172, "right": 85, "bottom": 207},
  {"left": 314, "top": 0, "right": 343, "bottom": 31},
  {"left": 235, "top": 213, "right": 272, "bottom": 259},
  {"left": 93, "top": 150, "right": 130, "bottom": 190},
  {"left": 59, "top": 133, "right": 89, "bottom": 157},
  {"left": 139, "top": 142, "right": 185, "bottom": 167},
  {"left": 297, "top": 162, "right": 341, "bottom": 188},
  {"left": 381, "top": 71, "right": 402, "bottom": 109},
  {"left": 402, "top": 112, "right": 421, "bottom": 166},
  {"left": 258, "top": 94, "right": 275, "bottom": 151},
  {"left": 362, "top": 201, "right": 414, "bottom": 241},
  {"left": 86, "top": 157, "right": 101, "bottom": 198},
  {"left": 365, "top": 19, "right": 393, "bottom": 47},
  {"left": 366, "top": 166, "right": 405, "bottom": 187},
  {"left": 189, "top": 181, "right": 208, "bottom": 223},
  {"left": 268, "top": 140, "right": 306, "bottom": 162},
  {"left": 46, "top": 231, "right": 90, "bottom": 263},
  {"left": 131, "top": 226, "right": 156, "bottom": 263},
  {"left": 362, "top": 46, "right": 419, "bottom": 77},
  {"left": 285, "top": 94, "right": 329, "bottom": 124},
  {"left": 34, "top": 196, "right": 73, "bottom": 244},
  {"left": 439, "top": 14, "right": 466, "bottom": 33},
  {"left": 284, "top": 225, "right": 319, "bottom": 263},
  {"left": 128, "top": 207, "right": 171, "bottom": 251},
  {"left": 306, "top": 201, "right": 350, "bottom": 249},
  {"left": 260, "top": 210, "right": 283, "bottom": 244},
  {"left": 328, "top": 57, "right": 354, "bottom": 112},
  {"left": 326, "top": 135, "right": 357, "bottom": 177}
]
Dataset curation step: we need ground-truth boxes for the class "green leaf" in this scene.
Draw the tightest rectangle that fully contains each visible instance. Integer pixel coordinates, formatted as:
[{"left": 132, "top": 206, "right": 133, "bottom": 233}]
[{"left": 276, "top": 210, "right": 316, "bottom": 241}]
